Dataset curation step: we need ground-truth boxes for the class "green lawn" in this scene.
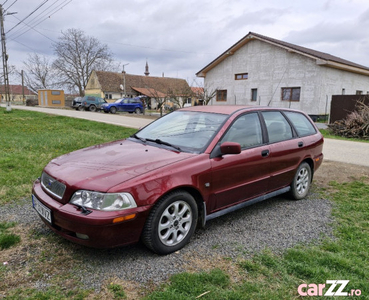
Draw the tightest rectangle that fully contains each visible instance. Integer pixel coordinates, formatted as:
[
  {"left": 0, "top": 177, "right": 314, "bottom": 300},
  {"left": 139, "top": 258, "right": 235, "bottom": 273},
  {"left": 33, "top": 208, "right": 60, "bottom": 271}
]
[{"left": 0, "top": 108, "right": 136, "bottom": 205}]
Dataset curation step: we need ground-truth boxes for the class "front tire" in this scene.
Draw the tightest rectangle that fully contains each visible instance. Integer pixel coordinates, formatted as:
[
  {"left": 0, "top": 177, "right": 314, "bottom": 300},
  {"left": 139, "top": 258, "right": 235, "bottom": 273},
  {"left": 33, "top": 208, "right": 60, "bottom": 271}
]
[
  {"left": 142, "top": 191, "right": 198, "bottom": 255},
  {"left": 290, "top": 162, "right": 311, "bottom": 200},
  {"left": 110, "top": 107, "right": 117, "bottom": 114},
  {"left": 89, "top": 105, "right": 97, "bottom": 112}
]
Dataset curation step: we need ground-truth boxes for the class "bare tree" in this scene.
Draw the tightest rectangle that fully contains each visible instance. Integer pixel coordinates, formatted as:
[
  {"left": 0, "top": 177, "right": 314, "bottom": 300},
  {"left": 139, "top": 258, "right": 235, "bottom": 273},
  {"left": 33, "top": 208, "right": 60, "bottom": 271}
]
[
  {"left": 167, "top": 85, "right": 193, "bottom": 108},
  {"left": 23, "top": 53, "right": 57, "bottom": 93},
  {"left": 52, "top": 28, "right": 114, "bottom": 96},
  {"left": 192, "top": 80, "right": 218, "bottom": 105}
]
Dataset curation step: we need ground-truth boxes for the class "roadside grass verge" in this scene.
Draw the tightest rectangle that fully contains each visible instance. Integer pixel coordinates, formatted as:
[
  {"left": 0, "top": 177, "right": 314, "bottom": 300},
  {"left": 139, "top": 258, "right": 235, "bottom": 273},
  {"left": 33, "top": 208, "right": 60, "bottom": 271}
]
[
  {"left": 320, "top": 128, "right": 369, "bottom": 143},
  {"left": 0, "top": 108, "right": 137, "bottom": 205}
]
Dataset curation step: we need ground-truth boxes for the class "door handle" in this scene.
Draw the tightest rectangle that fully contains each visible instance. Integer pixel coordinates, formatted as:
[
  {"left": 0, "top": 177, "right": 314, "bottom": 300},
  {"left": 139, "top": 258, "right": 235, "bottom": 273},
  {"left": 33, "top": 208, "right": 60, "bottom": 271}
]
[
  {"left": 298, "top": 141, "right": 304, "bottom": 148},
  {"left": 261, "top": 149, "right": 269, "bottom": 157}
]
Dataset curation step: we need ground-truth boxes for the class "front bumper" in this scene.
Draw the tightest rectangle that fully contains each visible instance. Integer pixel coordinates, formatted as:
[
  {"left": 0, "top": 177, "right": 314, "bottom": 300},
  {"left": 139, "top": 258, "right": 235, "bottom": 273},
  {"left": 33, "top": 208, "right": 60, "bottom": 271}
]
[{"left": 32, "top": 181, "right": 151, "bottom": 248}]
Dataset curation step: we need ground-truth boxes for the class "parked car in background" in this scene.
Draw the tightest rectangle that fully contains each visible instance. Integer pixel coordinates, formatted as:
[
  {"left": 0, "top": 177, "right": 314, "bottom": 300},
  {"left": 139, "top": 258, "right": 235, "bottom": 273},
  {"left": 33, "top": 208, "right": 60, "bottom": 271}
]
[
  {"left": 101, "top": 96, "right": 145, "bottom": 114},
  {"left": 80, "top": 96, "right": 107, "bottom": 112},
  {"left": 32, "top": 106, "right": 323, "bottom": 255},
  {"left": 71, "top": 97, "right": 83, "bottom": 110}
]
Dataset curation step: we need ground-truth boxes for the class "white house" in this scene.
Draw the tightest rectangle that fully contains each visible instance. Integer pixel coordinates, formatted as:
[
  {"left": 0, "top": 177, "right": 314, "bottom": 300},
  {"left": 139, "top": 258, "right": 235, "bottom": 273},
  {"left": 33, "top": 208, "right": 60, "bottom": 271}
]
[{"left": 196, "top": 32, "right": 369, "bottom": 116}]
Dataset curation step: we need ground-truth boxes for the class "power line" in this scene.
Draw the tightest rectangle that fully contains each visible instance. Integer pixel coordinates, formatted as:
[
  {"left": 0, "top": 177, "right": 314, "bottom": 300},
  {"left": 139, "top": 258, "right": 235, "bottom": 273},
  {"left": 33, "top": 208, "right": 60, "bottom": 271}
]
[
  {"left": 4, "top": 0, "right": 17, "bottom": 11},
  {"left": 6, "top": 0, "right": 48, "bottom": 34},
  {"left": 8, "top": 0, "right": 71, "bottom": 43},
  {"left": 8, "top": 0, "right": 63, "bottom": 39}
]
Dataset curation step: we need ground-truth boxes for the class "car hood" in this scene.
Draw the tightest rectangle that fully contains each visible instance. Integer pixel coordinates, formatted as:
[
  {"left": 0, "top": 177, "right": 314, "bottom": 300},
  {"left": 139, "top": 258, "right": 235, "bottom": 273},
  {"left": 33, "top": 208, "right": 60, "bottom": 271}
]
[{"left": 44, "top": 139, "right": 194, "bottom": 192}]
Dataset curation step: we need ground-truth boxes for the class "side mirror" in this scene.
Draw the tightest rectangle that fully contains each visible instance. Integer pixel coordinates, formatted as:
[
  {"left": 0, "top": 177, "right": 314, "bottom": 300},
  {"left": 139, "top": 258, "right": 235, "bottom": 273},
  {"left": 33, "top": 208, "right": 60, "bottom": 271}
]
[{"left": 220, "top": 142, "right": 241, "bottom": 155}]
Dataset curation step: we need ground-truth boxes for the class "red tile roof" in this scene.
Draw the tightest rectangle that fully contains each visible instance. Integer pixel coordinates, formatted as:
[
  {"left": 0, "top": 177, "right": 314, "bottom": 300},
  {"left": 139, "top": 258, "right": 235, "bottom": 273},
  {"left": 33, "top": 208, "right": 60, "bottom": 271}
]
[
  {"left": 0, "top": 85, "right": 36, "bottom": 95},
  {"left": 93, "top": 71, "right": 191, "bottom": 96}
]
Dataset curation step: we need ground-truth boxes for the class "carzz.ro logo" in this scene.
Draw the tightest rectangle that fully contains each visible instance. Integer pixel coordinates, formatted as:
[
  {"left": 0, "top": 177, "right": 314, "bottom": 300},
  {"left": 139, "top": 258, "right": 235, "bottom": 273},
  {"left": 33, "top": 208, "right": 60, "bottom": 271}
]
[{"left": 298, "top": 280, "right": 362, "bottom": 297}]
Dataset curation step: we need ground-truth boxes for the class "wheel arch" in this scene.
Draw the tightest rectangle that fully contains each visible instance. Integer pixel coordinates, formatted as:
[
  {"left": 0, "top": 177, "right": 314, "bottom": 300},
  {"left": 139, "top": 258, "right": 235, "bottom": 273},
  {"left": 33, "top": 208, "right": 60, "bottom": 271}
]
[
  {"left": 146, "top": 185, "right": 205, "bottom": 227},
  {"left": 302, "top": 157, "right": 315, "bottom": 181}
]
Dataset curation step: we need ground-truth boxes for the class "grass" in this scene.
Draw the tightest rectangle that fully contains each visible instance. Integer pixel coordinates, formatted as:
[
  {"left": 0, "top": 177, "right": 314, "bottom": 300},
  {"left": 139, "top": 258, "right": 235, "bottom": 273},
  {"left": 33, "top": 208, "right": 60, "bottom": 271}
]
[
  {"left": 0, "top": 222, "right": 20, "bottom": 250},
  {"left": 0, "top": 108, "right": 137, "bottom": 204},
  {"left": 320, "top": 128, "right": 369, "bottom": 143},
  {"left": 1, "top": 108, "right": 368, "bottom": 299},
  {"left": 143, "top": 180, "right": 369, "bottom": 300}
]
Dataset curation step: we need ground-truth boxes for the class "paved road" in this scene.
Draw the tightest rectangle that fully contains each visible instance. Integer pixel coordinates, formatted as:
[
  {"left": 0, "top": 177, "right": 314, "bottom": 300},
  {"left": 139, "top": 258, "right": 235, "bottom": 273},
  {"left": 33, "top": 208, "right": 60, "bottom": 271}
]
[
  {"left": 10, "top": 105, "right": 369, "bottom": 167},
  {"left": 11, "top": 105, "right": 154, "bottom": 129}
]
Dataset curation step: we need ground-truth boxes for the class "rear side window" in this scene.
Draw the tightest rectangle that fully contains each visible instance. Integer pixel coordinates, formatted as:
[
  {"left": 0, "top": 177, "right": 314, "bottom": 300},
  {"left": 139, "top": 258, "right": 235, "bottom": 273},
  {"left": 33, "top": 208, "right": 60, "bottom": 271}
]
[
  {"left": 262, "top": 111, "right": 293, "bottom": 143},
  {"left": 284, "top": 111, "right": 316, "bottom": 137}
]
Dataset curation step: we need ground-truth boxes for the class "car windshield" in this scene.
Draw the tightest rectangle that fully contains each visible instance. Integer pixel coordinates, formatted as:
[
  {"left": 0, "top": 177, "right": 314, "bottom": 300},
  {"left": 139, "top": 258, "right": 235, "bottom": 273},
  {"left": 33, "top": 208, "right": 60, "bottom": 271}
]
[
  {"left": 115, "top": 99, "right": 123, "bottom": 103},
  {"left": 135, "top": 111, "right": 228, "bottom": 152}
]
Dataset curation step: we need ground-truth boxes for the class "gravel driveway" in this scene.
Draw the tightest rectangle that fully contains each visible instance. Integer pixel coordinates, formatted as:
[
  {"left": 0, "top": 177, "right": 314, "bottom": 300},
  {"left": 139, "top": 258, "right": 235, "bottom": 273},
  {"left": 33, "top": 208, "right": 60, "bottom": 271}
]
[{"left": 1, "top": 188, "right": 333, "bottom": 291}]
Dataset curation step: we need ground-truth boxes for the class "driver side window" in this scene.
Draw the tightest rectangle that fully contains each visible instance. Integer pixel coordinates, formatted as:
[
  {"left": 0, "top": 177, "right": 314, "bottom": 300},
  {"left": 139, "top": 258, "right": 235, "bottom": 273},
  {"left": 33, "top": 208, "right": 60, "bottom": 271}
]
[{"left": 221, "top": 113, "right": 263, "bottom": 149}]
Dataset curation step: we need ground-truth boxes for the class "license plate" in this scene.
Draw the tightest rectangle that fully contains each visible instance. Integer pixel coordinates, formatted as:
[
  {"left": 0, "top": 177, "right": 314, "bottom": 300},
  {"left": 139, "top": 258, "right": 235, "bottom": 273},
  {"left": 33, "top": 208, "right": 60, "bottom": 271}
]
[{"left": 32, "top": 195, "right": 52, "bottom": 224}]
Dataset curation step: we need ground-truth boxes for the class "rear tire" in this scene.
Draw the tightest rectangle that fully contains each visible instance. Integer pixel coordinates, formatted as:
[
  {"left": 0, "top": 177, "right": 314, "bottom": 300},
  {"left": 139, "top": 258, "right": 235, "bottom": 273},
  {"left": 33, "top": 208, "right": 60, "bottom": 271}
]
[
  {"left": 89, "top": 105, "right": 97, "bottom": 112},
  {"left": 290, "top": 162, "right": 311, "bottom": 200},
  {"left": 135, "top": 108, "right": 141, "bottom": 114},
  {"left": 142, "top": 190, "right": 198, "bottom": 255}
]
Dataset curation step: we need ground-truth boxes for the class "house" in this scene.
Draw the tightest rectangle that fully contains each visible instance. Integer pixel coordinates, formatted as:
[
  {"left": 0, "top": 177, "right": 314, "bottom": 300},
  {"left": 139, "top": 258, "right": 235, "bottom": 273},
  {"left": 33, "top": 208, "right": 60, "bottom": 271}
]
[
  {"left": 196, "top": 32, "right": 369, "bottom": 117},
  {"left": 85, "top": 66, "right": 192, "bottom": 109},
  {"left": 0, "top": 84, "right": 37, "bottom": 103}
]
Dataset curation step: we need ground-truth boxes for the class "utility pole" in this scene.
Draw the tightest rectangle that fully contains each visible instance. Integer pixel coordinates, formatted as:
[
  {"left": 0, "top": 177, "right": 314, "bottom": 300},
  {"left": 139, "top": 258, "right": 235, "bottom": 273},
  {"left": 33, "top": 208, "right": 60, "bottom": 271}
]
[
  {"left": 0, "top": 4, "right": 15, "bottom": 111},
  {"left": 21, "top": 70, "right": 25, "bottom": 104}
]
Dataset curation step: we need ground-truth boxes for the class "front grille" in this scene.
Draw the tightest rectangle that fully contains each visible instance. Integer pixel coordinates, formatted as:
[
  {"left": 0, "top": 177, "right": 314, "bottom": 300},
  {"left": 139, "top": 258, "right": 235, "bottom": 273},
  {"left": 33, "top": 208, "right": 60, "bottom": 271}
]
[{"left": 41, "top": 172, "right": 66, "bottom": 200}]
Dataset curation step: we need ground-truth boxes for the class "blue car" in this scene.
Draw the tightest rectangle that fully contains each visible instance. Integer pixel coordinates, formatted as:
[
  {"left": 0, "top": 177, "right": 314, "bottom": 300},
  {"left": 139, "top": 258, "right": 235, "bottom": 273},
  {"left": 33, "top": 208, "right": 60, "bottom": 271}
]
[{"left": 101, "top": 97, "right": 145, "bottom": 114}]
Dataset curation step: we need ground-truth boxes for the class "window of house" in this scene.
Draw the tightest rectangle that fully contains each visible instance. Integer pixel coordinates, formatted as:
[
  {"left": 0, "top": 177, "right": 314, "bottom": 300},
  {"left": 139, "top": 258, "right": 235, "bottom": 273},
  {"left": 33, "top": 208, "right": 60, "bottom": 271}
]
[
  {"left": 251, "top": 89, "right": 257, "bottom": 101},
  {"left": 216, "top": 90, "right": 227, "bottom": 102},
  {"left": 281, "top": 87, "right": 301, "bottom": 101},
  {"left": 235, "top": 73, "right": 248, "bottom": 80},
  {"left": 51, "top": 91, "right": 61, "bottom": 95},
  {"left": 356, "top": 90, "right": 363, "bottom": 95},
  {"left": 342, "top": 88, "right": 345, "bottom": 95},
  {"left": 105, "top": 93, "right": 112, "bottom": 99}
]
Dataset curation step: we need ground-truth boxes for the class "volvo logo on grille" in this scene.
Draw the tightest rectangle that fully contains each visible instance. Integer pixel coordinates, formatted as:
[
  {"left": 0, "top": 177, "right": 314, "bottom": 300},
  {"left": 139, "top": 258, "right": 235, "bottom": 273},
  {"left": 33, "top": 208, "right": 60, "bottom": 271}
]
[{"left": 48, "top": 179, "right": 55, "bottom": 186}]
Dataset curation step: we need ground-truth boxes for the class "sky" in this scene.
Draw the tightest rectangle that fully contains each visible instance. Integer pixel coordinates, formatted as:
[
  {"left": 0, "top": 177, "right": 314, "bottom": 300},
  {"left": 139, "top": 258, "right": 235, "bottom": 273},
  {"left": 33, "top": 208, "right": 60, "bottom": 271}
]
[{"left": 2, "top": 0, "right": 369, "bottom": 87}]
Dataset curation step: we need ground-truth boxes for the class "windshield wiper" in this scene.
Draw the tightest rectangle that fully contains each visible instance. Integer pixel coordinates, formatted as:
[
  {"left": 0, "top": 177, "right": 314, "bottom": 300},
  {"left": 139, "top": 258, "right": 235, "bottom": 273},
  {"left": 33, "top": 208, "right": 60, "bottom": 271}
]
[
  {"left": 146, "top": 138, "right": 181, "bottom": 151},
  {"left": 131, "top": 133, "right": 147, "bottom": 143}
]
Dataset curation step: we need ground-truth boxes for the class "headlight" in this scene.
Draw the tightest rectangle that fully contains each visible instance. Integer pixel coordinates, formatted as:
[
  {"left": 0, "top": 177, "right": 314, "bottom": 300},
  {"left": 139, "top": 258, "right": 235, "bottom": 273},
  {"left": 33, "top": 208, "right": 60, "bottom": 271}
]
[{"left": 70, "top": 190, "right": 137, "bottom": 211}]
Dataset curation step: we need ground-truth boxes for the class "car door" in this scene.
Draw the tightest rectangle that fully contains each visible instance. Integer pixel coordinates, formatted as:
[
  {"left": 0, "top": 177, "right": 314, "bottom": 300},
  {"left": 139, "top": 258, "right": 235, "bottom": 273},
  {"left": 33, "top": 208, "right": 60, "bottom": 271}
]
[
  {"left": 261, "top": 111, "right": 303, "bottom": 191},
  {"left": 121, "top": 99, "right": 131, "bottom": 112},
  {"left": 210, "top": 112, "right": 271, "bottom": 211}
]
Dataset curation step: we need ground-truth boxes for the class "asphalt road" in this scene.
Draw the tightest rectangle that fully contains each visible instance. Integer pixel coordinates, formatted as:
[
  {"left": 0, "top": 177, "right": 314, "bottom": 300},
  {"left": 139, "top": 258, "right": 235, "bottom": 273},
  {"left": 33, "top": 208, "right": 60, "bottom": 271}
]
[{"left": 10, "top": 105, "right": 369, "bottom": 167}]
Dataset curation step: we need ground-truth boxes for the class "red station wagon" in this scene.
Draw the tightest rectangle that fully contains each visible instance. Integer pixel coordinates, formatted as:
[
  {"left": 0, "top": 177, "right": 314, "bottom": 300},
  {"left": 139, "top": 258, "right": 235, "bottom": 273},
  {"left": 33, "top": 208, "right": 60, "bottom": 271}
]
[{"left": 32, "top": 106, "right": 324, "bottom": 254}]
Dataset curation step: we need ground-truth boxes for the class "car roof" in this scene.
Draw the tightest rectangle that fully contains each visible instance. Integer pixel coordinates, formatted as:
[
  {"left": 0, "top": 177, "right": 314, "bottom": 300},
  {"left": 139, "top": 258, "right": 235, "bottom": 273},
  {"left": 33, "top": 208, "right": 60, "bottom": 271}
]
[
  {"left": 181, "top": 105, "right": 306, "bottom": 116},
  {"left": 181, "top": 105, "right": 260, "bottom": 115}
]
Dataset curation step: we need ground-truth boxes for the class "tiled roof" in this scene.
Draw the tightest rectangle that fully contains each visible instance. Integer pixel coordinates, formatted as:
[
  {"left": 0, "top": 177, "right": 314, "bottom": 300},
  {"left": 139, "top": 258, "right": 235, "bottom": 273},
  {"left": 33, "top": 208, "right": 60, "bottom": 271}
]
[
  {"left": 131, "top": 87, "right": 167, "bottom": 98},
  {"left": 197, "top": 31, "right": 369, "bottom": 77},
  {"left": 94, "top": 71, "right": 191, "bottom": 96},
  {"left": 0, "top": 85, "right": 36, "bottom": 95}
]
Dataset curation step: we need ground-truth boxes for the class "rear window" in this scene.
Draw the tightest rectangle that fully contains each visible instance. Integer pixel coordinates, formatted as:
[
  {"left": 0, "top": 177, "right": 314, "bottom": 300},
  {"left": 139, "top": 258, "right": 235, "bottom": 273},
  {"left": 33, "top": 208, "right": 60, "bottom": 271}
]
[{"left": 284, "top": 111, "right": 316, "bottom": 137}]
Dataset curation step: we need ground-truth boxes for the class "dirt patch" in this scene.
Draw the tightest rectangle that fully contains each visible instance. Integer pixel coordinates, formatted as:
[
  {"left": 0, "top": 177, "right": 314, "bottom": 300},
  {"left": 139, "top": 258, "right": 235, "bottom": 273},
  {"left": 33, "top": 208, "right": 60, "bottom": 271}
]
[{"left": 314, "top": 160, "right": 369, "bottom": 187}]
